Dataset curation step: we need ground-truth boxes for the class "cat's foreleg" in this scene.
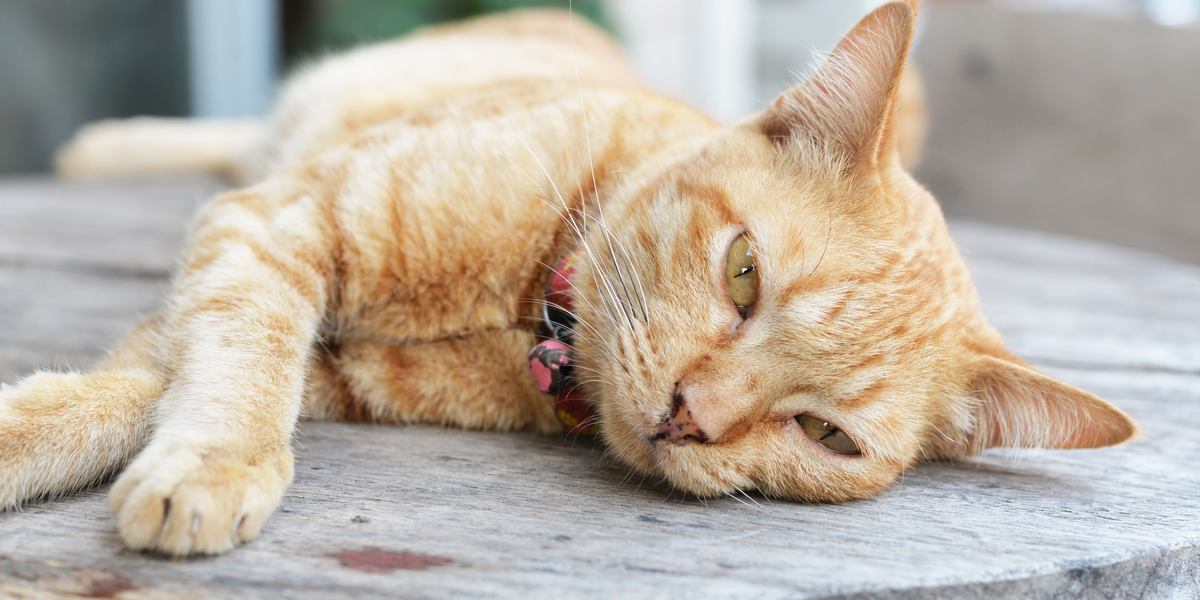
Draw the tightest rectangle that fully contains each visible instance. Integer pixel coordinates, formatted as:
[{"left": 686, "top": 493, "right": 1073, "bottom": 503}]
[
  {"left": 0, "top": 316, "right": 167, "bottom": 510},
  {"left": 109, "top": 183, "right": 338, "bottom": 556}
]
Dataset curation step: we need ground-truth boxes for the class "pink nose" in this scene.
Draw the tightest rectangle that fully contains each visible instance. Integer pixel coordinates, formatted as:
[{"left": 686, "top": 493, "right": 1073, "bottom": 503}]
[{"left": 651, "top": 391, "right": 709, "bottom": 444}]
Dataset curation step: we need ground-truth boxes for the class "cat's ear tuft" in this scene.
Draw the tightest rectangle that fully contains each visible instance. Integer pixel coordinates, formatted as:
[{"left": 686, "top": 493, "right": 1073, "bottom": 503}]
[
  {"left": 755, "top": 1, "right": 916, "bottom": 172},
  {"left": 965, "top": 355, "right": 1139, "bottom": 453}
]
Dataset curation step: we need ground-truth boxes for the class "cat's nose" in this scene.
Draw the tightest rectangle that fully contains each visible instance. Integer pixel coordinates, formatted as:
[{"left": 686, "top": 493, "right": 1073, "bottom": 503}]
[{"left": 650, "top": 389, "right": 709, "bottom": 444}]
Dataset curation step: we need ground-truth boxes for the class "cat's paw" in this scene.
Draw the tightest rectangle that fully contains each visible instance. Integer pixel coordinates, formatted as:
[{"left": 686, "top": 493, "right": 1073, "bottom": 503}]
[{"left": 109, "top": 443, "right": 294, "bottom": 556}]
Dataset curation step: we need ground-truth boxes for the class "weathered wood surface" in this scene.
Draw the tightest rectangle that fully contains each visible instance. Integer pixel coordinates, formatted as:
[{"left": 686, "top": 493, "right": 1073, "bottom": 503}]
[{"left": 0, "top": 176, "right": 1197, "bottom": 599}]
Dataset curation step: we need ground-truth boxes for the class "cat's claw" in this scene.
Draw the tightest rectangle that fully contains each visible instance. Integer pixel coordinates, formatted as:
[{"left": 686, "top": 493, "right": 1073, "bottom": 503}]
[{"left": 109, "top": 444, "right": 292, "bottom": 556}]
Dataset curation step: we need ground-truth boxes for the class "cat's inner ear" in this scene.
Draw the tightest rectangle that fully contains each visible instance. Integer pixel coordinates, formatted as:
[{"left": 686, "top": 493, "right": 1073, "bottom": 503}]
[
  {"left": 967, "top": 355, "right": 1139, "bottom": 452},
  {"left": 756, "top": 1, "right": 916, "bottom": 171}
]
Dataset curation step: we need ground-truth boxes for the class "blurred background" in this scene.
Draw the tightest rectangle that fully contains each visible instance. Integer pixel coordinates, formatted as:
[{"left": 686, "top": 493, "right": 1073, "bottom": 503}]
[{"left": 0, "top": 0, "right": 1196, "bottom": 262}]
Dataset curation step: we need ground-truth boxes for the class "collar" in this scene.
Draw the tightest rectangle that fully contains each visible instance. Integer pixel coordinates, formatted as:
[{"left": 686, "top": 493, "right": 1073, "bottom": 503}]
[{"left": 528, "top": 255, "right": 597, "bottom": 435}]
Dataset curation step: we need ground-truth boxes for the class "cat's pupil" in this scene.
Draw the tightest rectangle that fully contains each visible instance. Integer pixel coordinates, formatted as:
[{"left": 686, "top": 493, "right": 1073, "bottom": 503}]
[
  {"left": 724, "top": 234, "right": 759, "bottom": 315},
  {"left": 796, "top": 415, "right": 862, "bottom": 456}
]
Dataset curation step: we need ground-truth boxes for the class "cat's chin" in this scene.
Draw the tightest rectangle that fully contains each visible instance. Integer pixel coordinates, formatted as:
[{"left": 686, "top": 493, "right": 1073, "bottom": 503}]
[{"left": 650, "top": 444, "right": 754, "bottom": 498}]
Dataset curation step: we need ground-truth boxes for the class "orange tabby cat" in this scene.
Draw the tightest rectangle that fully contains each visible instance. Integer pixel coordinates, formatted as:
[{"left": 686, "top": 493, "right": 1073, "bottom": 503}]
[{"left": 2, "top": 1, "right": 1135, "bottom": 557}]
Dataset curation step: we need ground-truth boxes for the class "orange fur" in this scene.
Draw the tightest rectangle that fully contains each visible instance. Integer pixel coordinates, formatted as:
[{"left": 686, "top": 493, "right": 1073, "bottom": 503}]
[{"left": 2, "top": 3, "right": 1135, "bottom": 556}]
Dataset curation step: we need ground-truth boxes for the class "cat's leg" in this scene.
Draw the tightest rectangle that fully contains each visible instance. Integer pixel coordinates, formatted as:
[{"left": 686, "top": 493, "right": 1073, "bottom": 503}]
[
  {"left": 306, "top": 329, "right": 561, "bottom": 434},
  {"left": 109, "top": 182, "right": 339, "bottom": 556},
  {"left": 0, "top": 316, "right": 167, "bottom": 509}
]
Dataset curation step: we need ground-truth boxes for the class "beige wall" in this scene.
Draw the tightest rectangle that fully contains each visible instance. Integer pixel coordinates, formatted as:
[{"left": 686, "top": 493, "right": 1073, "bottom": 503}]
[{"left": 913, "top": 5, "right": 1200, "bottom": 264}]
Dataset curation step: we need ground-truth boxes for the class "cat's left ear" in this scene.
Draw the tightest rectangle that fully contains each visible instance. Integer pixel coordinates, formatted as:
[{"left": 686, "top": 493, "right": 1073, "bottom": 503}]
[
  {"left": 755, "top": 0, "right": 917, "bottom": 172},
  {"left": 962, "top": 355, "right": 1139, "bottom": 454}
]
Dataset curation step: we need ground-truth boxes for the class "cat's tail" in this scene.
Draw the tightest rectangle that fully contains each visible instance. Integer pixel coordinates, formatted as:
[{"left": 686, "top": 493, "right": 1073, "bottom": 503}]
[
  {"left": 0, "top": 316, "right": 167, "bottom": 510},
  {"left": 55, "top": 117, "right": 266, "bottom": 184}
]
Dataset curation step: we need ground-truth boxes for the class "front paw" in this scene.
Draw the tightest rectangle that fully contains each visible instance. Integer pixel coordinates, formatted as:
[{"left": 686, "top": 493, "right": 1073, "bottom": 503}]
[{"left": 109, "top": 443, "right": 294, "bottom": 556}]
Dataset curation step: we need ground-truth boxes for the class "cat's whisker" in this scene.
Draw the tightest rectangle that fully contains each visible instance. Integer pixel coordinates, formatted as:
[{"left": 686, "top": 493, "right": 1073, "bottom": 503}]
[
  {"left": 560, "top": 346, "right": 622, "bottom": 375},
  {"left": 608, "top": 226, "right": 651, "bottom": 324},
  {"left": 531, "top": 257, "right": 618, "bottom": 333},
  {"left": 568, "top": 61, "right": 649, "bottom": 327},
  {"left": 551, "top": 205, "right": 634, "bottom": 332},
  {"left": 582, "top": 206, "right": 650, "bottom": 326},
  {"left": 724, "top": 491, "right": 759, "bottom": 511},
  {"left": 533, "top": 200, "right": 625, "bottom": 330},
  {"left": 738, "top": 489, "right": 763, "bottom": 509},
  {"left": 566, "top": 32, "right": 633, "bottom": 324},
  {"left": 585, "top": 208, "right": 641, "bottom": 325},
  {"left": 520, "top": 307, "right": 604, "bottom": 352},
  {"left": 517, "top": 140, "right": 629, "bottom": 329},
  {"left": 808, "top": 200, "right": 834, "bottom": 278},
  {"left": 574, "top": 233, "right": 630, "bottom": 331},
  {"left": 566, "top": 376, "right": 619, "bottom": 391},
  {"left": 521, "top": 294, "right": 608, "bottom": 342},
  {"left": 505, "top": 152, "right": 621, "bottom": 330},
  {"left": 578, "top": 202, "right": 647, "bottom": 327},
  {"left": 511, "top": 311, "right": 623, "bottom": 368},
  {"left": 928, "top": 422, "right": 955, "bottom": 443},
  {"left": 571, "top": 209, "right": 650, "bottom": 324},
  {"left": 631, "top": 472, "right": 652, "bottom": 495},
  {"left": 591, "top": 241, "right": 636, "bottom": 330},
  {"left": 561, "top": 364, "right": 606, "bottom": 378},
  {"left": 566, "top": 414, "right": 603, "bottom": 440},
  {"left": 619, "top": 469, "right": 637, "bottom": 487},
  {"left": 573, "top": 219, "right": 633, "bottom": 327}
]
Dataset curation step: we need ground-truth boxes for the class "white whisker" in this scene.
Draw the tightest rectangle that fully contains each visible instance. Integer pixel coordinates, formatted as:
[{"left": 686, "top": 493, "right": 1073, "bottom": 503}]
[{"left": 517, "top": 141, "right": 628, "bottom": 329}]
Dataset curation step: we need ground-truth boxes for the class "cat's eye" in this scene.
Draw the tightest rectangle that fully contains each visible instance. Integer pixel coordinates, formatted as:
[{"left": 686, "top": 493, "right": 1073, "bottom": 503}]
[
  {"left": 724, "top": 234, "right": 758, "bottom": 318},
  {"left": 796, "top": 415, "right": 861, "bottom": 456}
]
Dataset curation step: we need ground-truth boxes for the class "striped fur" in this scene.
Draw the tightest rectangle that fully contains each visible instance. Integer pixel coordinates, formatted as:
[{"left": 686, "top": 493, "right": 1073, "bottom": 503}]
[{"left": 2, "top": 3, "right": 1134, "bottom": 556}]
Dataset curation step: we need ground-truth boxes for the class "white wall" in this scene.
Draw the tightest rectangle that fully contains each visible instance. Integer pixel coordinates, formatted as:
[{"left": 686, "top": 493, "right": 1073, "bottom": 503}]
[
  {"left": 604, "top": 0, "right": 883, "bottom": 122},
  {"left": 187, "top": 0, "right": 279, "bottom": 117}
]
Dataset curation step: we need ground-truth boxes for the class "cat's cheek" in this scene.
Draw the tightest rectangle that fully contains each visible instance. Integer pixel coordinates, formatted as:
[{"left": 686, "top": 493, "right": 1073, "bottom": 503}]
[{"left": 597, "top": 405, "right": 659, "bottom": 475}]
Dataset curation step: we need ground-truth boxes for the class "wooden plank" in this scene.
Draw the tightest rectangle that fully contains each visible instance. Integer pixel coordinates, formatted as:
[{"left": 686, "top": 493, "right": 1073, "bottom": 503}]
[
  {"left": 0, "top": 176, "right": 211, "bottom": 383},
  {"left": 0, "top": 175, "right": 215, "bottom": 274},
  {"left": 0, "top": 178, "right": 1197, "bottom": 598},
  {"left": 954, "top": 221, "right": 1200, "bottom": 375}
]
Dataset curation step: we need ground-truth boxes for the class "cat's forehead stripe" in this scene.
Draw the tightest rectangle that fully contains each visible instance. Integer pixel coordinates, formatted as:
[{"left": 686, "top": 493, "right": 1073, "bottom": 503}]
[{"left": 675, "top": 179, "right": 738, "bottom": 225}]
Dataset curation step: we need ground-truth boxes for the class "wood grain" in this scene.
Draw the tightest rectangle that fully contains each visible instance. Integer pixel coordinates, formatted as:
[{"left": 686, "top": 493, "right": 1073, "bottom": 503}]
[{"left": 0, "top": 177, "right": 1196, "bottom": 598}]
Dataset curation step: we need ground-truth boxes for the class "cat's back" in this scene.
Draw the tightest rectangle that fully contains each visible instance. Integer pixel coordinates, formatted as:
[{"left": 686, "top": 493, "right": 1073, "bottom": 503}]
[{"left": 259, "top": 10, "right": 643, "bottom": 174}]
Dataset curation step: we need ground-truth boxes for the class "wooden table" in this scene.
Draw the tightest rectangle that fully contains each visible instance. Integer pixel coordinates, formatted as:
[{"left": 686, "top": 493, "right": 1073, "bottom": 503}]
[{"left": 1, "top": 177, "right": 1197, "bottom": 599}]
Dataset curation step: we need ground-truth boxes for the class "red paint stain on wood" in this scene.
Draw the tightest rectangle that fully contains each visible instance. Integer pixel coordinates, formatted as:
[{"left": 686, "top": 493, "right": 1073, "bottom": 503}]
[
  {"left": 81, "top": 574, "right": 136, "bottom": 598},
  {"left": 332, "top": 547, "right": 453, "bottom": 574}
]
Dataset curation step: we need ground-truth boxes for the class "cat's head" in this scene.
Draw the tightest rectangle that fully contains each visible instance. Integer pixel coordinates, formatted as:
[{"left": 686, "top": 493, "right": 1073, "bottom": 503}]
[{"left": 569, "top": 0, "right": 1137, "bottom": 500}]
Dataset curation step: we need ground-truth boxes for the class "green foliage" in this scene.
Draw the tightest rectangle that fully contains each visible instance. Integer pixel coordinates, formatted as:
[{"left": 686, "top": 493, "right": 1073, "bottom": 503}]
[{"left": 286, "top": 0, "right": 609, "bottom": 66}]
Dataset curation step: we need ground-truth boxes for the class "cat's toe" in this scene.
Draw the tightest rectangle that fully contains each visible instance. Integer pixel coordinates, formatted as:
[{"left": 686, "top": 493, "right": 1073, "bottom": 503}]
[{"left": 110, "top": 445, "right": 293, "bottom": 556}]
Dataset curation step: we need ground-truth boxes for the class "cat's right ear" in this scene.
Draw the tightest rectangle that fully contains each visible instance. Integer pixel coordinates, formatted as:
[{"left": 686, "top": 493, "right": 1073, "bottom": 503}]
[
  {"left": 753, "top": 1, "right": 917, "bottom": 173},
  {"left": 961, "top": 355, "right": 1139, "bottom": 455}
]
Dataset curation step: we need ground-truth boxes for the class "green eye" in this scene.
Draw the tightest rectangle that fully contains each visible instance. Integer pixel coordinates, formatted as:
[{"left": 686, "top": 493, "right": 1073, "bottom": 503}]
[
  {"left": 796, "top": 415, "right": 861, "bottom": 456},
  {"left": 724, "top": 234, "right": 758, "bottom": 318}
]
